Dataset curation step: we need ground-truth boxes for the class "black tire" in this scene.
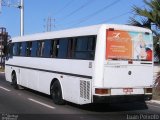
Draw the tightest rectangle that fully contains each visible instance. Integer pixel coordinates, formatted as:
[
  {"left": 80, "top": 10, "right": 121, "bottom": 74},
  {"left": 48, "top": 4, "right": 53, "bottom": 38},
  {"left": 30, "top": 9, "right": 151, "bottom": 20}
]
[
  {"left": 11, "top": 72, "right": 19, "bottom": 89},
  {"left": 51, "top": 80, "right": 65, "bottom": 105}
]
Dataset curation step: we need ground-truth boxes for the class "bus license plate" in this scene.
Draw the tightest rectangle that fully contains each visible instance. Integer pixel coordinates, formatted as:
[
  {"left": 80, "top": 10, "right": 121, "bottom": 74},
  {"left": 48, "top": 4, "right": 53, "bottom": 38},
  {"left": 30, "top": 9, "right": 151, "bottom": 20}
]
[{"left": 123, "top": 88, "right": 133, "bottom": 94}]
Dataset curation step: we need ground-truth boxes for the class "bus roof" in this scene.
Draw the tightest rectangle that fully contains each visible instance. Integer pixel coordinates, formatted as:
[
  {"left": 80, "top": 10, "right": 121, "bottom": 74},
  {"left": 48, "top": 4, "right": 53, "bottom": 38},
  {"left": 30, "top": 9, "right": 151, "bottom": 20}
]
[{"left": 12, "top": 24, "right": 152, "bottom": 42}]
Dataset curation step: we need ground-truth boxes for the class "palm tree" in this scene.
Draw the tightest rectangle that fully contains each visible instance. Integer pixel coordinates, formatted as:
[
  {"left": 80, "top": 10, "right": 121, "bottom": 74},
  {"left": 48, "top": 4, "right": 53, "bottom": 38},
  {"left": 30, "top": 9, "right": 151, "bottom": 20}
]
[
  {"left": 129, "top": 0, "right": 160, "bottom": 94},
  {"left": 130, "top": 0, "right": 160, "bottom": 60},
  {"left": 129, "top": 0, "right": 160, "bottom": 30}
]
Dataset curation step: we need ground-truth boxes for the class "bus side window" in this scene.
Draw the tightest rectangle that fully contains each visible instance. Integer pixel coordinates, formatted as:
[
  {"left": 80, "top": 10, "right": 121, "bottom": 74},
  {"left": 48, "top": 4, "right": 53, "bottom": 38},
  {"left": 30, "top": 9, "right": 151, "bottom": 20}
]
[
  {"left": 88, "top": 37, "right": 96, "bottom": 51},
  {"left": 67, "top": 38, "right": 75, "bottom": 58},
  {"left": 58, "top": 38, "right": 69, "bottom": 58},
  {"left": 88, "top": 36, "right": 96, "bottom": 60},
  {"left": 31, "top": 41, "right": 38, "bottom": 57},
  {"left": 50, "top": 40, "right": 59, "bottom": 58},
  {"left": 18, "top": 42, "right": 22, "bottom": 56},
  {"left": 13, "top": 43, "right": 19, "bottom": 56},
  {"left": 72, "top": 36, "right": 96, "bottom": 60},
  {"left": 73, "top": 36, "right": 89, "bottom": 60},
  {"left": 20, "top": 42, "right": 27, "bottom": 56},
  {"left": 26, "top": 42, "right": 32, "bottom": 57},
  {"left": 43, "top": 40, "right": 51, "bottom": 58},
  {"left": 37, "top": 41, "right": 45, "bottom": 57},
  {"left": 8, "top": 43, "right": 13, "bottom": 58}
]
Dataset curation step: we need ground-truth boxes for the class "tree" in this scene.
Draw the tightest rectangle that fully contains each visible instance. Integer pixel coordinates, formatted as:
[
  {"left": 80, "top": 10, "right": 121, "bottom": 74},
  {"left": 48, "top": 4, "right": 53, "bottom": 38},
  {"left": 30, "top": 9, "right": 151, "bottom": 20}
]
[
  {"left": 129, "top": 0, "right": 160, "bottom": 62},
  {"left": 129, "top": 0, "right": 160, "bottom": 29},
  {"left": 129, "top": 0, "right": 160, "bottom": 93}
]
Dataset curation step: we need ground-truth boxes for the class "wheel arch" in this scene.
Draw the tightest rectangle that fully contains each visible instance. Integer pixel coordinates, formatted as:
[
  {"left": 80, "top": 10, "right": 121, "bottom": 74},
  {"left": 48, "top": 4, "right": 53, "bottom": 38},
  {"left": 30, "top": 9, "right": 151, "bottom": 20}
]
[
  {"left": 11, "top": 70, "right": 16, "bottom": 81},
  {"left": 11, "top": 69, "right": 19, "bottom": 89},
  {"left": 50, "top": 78, "right": 63, "bottom": 96},
  {"left": 11, "top": 70, "right": 16, "bottom": 76}
]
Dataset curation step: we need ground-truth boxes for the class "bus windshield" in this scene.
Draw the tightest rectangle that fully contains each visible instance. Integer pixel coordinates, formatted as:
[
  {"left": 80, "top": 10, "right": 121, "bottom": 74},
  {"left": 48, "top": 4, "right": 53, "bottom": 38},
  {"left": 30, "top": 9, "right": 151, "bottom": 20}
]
[{"left": 106, "top": 29, "right": 153, "bottom": 61}]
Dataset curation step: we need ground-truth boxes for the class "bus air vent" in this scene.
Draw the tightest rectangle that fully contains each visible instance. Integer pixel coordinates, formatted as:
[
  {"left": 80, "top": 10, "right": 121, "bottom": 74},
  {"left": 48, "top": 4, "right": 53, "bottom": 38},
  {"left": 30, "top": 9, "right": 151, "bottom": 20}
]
[{"left": 80, "top": 80, "right": 90, "bottom": 100}]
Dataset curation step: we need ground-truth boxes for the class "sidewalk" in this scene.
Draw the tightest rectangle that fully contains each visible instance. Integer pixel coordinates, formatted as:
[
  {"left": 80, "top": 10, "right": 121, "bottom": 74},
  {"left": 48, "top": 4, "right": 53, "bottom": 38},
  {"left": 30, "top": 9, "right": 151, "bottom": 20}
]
[{"left": 148, "top": 100, "right": 160, "bottom": 105}]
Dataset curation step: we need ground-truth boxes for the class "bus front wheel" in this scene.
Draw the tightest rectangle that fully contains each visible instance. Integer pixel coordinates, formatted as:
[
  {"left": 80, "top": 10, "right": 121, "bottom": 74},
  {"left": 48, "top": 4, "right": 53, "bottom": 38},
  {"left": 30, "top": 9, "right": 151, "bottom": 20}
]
[
  {"left": 11, "top": 72, "right": 18, "bottom": 89},
  {"left": 51, "top": 80, "right": 65, "bottom": 105}
]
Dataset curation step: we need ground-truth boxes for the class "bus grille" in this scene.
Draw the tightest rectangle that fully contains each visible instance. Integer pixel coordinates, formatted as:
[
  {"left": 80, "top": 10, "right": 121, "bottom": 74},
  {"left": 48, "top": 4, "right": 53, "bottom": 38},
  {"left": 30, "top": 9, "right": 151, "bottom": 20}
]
[{"left": 80, "top": 80, "right": 90, "bottom": 100}]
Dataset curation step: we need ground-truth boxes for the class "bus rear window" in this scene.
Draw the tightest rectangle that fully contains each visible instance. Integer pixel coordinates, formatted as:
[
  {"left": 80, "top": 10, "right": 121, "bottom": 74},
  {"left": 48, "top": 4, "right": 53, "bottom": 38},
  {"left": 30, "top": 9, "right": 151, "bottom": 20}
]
[{"left": 106, "top": 30, "right": 153, "bottom": 61}]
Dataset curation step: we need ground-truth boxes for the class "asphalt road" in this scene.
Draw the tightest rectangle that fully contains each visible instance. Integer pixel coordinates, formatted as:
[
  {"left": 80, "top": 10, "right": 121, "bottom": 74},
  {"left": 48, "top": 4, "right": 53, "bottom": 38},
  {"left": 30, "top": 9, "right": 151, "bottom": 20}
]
[{"left": 0, "top": 73, "right": 160, "bottom": 120}]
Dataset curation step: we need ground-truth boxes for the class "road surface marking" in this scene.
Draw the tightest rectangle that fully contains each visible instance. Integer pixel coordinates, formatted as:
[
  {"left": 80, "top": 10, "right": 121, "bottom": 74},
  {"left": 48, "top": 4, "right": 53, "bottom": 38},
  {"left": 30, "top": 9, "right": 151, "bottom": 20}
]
[
  {"left": 0, "top": 86, "right": 11, "bottom": 92},
  {"left": 28, "top": 98, "right": 55, "bottom": 109},
  {"left": 147, "top": 104, "right": 160, "bottom": 109}
]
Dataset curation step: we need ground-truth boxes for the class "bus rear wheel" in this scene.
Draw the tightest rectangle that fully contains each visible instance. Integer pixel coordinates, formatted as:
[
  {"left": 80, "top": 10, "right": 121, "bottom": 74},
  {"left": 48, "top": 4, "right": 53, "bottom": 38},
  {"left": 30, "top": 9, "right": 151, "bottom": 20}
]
[
  {"left": 51, "top": 80, "right": 65, "bottom": 105},
  {"left": 11, "top": 72, "right": 18, "bottom": 89}
]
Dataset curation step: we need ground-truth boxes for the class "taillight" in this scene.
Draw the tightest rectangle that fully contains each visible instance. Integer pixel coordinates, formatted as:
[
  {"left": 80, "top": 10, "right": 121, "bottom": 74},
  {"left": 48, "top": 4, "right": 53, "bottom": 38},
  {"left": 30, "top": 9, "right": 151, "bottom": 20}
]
[{"left": 95, "top": 88, "right": 111, "bottom": 95}]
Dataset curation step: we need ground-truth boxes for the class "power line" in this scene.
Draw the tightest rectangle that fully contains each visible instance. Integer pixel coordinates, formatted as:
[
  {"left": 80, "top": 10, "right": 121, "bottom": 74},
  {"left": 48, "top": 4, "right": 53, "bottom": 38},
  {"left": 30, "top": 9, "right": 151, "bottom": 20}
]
[
  {"left": 95, "top": 5, "right": 145, "bottom": 23},
  {"left": 53, "top": 0, "right": 74, "bottom": 16},
  {"left": 58, "top": 2, "right": 146, "bottom": 31},
  {"left": 63, "top": 0, "right": 121, "bottom": 28},
  {"left": 55, "top": 0, "right": 120, "bottom": 29},
  {"left": 58, "top": 0, "right": 95, "bottom": 21},
  {"left": 100, "top": 11, "right": 132, "bottom": 23},
  {"left": 60, "top": 12, "right": 130, "bottom": 27},
  {"left": 99, "top": 5, "right": 145, "bottom": 24}
]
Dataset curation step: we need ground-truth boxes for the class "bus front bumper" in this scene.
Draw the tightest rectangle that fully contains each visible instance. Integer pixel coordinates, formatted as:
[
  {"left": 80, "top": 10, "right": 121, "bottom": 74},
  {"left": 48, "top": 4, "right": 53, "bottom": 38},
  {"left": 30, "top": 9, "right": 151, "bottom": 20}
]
[{"left": 93, "top": 94, "right": 152, "bottom": 103}]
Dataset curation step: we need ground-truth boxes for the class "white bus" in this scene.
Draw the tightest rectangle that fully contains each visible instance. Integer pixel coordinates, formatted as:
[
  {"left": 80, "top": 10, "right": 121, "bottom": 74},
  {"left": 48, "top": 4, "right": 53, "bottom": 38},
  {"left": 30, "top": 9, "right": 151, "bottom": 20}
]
[{"left": 5, "top": 24, "right": 153, "bottom": 105}]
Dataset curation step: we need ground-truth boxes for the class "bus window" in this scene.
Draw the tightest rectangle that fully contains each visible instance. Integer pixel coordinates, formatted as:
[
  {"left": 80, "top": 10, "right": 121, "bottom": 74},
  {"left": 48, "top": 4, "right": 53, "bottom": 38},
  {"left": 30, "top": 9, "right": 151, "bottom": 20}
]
[
  {"left": 26, "top": 42, "right": 32, "bottom": 57},
  {"left": 43, "top": 40, "right": 51, "bottom": 58},
  {"left": 18, "top": 42, "right": 22, "bottom": 56},
  {"left": 73, "top": 36, "right": 96, "bottom": 60},
  {"left": 50, "top": 40, "right": 59, "bottom": 58},
  {"left": 74, "top": 37, "right": 88, "bottom": 59},
  {"left": 58, "top": 38, "right": 69, "bottom": 58},
  {"left": 20, "top": 42, "right": 27, "bottom": 56},
  {"left": 13, "top": 43, "right": 19, "bottom": 56},
  {"left": 88, "top": 37, "right": 96, "bottom": 59},
  {"left": 8, "top": 43, "right": 13, "bottom": 58},
  {"left": 67, "top": 38, "right": 75, "bottom": 58},
  {"left": 31, "top": 41, "right": 38, "bottom": 57},
  {"left": 37, "top": 41, "right": 45, "bottom": 57}
]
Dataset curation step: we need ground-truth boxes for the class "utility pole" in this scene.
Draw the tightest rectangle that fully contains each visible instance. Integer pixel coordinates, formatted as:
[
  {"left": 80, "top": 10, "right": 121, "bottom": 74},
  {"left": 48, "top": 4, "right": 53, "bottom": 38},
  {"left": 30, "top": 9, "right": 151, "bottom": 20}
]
[
  {"left": 20, "top": 0, "right": 24, "bottom": 36},
  {"left": 1, "top": 0, "right": 24, "bottom": 36},
  {"left": 0, "top": 0, "right": 2, "bottom": 13}
]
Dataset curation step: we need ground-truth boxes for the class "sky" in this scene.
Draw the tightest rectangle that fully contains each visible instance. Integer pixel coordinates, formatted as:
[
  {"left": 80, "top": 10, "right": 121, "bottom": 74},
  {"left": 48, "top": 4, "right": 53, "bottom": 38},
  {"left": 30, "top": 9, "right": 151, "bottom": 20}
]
[{"left": 0, "top": 0, "right": 146, "bottom": 37}]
